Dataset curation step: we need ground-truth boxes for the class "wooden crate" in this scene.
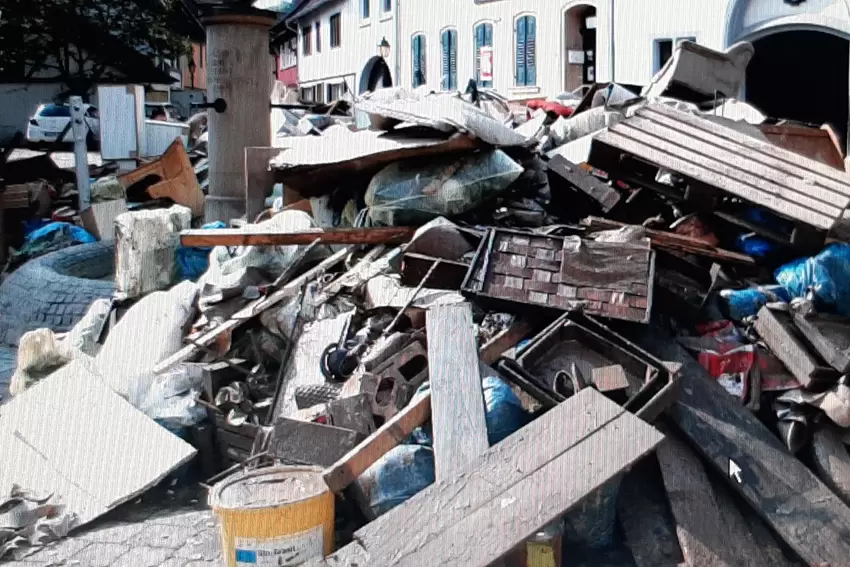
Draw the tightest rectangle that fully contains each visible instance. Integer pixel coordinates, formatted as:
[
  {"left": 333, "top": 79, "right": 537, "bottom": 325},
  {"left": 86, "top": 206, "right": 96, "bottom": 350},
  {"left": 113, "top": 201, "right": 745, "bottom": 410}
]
[{"left": 462, "top": 228, "right": 654, "bottom": 323}]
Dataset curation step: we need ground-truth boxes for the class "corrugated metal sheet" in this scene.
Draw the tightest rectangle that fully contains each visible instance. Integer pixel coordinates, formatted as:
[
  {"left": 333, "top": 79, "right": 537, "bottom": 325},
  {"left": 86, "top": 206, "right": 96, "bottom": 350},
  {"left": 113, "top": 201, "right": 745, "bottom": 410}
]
[{"left": 592, "top": 103, "right": 850, "bottom": 232}]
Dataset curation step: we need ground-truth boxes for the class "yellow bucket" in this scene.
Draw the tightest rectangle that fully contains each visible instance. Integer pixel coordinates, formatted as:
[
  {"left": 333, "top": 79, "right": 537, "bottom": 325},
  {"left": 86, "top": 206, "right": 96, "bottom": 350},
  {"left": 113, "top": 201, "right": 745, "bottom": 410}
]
[{"left": 210, "top": 465, "right": 335, "bottom": 567}]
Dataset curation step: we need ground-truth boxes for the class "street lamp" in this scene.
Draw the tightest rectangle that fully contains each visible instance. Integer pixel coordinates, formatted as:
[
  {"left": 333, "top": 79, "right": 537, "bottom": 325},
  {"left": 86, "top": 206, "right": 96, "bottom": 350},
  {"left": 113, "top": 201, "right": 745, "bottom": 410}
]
[
  {"left": 188, "top": 57, "right": 196, "bottom": 89},
  {"left": 378, "top": 37, "right": 390, "bottom": 59}
]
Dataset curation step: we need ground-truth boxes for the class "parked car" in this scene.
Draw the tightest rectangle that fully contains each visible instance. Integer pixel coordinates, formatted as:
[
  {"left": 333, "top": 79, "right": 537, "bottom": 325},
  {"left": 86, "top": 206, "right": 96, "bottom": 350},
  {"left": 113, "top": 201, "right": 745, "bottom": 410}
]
[
  {"left": 26, "top": 103, "right": 100, "bottom": 146},
  {"left": 144, "top": 103, "right": 186, "bottom": 122}
]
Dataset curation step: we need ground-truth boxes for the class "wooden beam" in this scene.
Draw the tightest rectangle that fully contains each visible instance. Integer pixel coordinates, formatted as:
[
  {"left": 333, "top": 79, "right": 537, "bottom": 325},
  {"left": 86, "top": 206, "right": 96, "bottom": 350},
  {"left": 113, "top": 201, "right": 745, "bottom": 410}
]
[
  {"left": 153, "top": 246, "right": 351, "bottom": 374},
  {"left": 180, "top": 227, "right": 417, "bottom": 248},
  {"left": 637, "top": 332, "right": 850, "bottom": 566},
  {"left": 323, "top": 393, "right": 432, "bottom": 494},
  {"left": 426, "top": 303, "right": 489, "bottom": 481},
  {"left": 657, "top": 435, "right": 769, "bottom": 566}
]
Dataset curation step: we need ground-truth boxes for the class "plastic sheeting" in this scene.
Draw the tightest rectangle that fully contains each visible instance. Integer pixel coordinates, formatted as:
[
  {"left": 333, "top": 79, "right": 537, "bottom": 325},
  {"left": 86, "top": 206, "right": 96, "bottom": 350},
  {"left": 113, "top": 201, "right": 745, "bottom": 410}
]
[
  {"left": 365, "top": 150, "right": 523, "bottom": 226},
  {"left": 775, "top": 243, "right": 850, "bottom": 317}
]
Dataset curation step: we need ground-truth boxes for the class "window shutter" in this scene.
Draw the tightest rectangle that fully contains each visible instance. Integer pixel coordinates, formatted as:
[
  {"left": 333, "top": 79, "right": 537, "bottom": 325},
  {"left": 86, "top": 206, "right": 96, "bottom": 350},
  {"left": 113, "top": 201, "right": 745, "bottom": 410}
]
[
  {"left": 515, "top": 17, "right": 526, "bottom": 86},
  {"left": 450, "top": 30, "right": 457, "bottom": 91},
  {"left": 527, "top": 16, "right": 536, "bottom": 86},
  {"left": 475, "top": 25, "right": 483, "bottom": 85},
  {"left": 420, "top": 36, "right": 427, "bottom": 86},
  {"left": 441, "top": 30, "right": 450, "bottom": 91},
  {"left": 412, "top": 36, "right": 420, "bottom": 87},
  {"left": 412, "top": 35, "right": 426, "bottom": 87},
  {"left": 483, "top": 23, "right": 493, "bottom": 87}
]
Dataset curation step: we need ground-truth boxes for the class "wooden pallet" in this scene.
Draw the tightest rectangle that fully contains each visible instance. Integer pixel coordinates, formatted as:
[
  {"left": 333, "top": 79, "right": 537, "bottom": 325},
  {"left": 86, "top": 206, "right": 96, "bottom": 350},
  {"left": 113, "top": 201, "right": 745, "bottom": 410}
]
[
  {"left": 463, "top": 228, "right": 654, "bottom": 323},
  {"left": 589, "top": 103, "right": 850, "bottom": 248}
]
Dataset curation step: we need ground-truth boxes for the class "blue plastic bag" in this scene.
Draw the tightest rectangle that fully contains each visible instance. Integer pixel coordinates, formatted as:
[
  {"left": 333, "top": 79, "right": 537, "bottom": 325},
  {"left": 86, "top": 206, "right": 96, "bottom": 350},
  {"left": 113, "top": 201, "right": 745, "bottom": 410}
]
[
  {"left": 775, "top": 243, "right": 850, "bottom": 317},
  {"left": 177, "top": 221, "right": 226, "bottom": 281},
  {"left": 720, "top": 285, "right": 791, "bottom": 321},
  {"left": 359, "top": 445, "right": 436, "bottom": 517}
]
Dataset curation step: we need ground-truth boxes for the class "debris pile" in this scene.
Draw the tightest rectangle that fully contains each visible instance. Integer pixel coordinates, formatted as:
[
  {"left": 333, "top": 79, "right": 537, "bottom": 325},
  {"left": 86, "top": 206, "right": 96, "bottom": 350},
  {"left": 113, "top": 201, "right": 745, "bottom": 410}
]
[{"left": 5, "top": 39, "right": 850, "bottom": 566}]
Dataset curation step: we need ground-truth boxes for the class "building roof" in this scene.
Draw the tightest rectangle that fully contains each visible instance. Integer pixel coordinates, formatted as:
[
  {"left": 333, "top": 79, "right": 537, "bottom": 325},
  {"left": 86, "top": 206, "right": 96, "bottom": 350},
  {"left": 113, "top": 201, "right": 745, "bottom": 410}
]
[{"left": 285, "top": 0, "right": 340, "bottom": 22}]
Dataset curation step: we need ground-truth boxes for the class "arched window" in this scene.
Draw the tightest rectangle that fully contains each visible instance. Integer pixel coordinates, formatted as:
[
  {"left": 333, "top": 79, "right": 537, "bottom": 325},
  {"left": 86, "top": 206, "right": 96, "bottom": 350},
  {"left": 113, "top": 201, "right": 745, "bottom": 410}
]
[
  {"left": 412, "top": 34, "right": 426, "bottom": 88},
  {"left": 441, "top": 28, "right": 458, "bottom": 91},
  {"left": 514, "top": 14, "right": 536, "bottom": 87},
  {"left": 474, "top": 22, "right": 493, "bottom": 88}
]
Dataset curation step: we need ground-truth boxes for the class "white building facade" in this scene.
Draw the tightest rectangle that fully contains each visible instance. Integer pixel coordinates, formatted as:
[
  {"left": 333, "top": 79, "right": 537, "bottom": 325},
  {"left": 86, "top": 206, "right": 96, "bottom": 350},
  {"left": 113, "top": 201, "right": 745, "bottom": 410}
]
[{"left": 291, "top": 0, "right": 397, "bottom": 103}]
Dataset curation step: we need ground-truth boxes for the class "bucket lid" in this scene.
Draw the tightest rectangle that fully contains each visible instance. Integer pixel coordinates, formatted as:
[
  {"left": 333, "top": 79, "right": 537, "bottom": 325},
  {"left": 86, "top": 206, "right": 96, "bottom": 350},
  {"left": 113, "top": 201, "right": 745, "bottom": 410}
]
[{"left": 210, "top": 466, "right": 327, "bottom": 510}]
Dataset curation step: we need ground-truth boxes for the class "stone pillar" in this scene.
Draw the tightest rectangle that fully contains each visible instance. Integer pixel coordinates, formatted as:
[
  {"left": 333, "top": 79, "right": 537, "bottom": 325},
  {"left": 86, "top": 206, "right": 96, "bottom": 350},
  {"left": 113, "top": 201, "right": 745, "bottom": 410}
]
[{"left": 202, "top": 11, "right": 275, "bottom": 223}]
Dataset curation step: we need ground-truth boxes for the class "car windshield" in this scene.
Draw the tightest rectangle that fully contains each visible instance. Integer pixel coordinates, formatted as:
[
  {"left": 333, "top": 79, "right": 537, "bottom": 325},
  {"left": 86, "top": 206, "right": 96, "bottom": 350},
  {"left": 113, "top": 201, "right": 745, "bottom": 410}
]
[{"left": 38, "top": 104, "right": 71, "bottom": 117}]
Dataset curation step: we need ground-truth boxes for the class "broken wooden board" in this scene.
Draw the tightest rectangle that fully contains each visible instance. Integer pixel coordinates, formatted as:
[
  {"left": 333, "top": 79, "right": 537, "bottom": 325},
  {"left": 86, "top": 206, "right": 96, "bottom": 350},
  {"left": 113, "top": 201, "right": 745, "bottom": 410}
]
[
  {"left": 323, "top": 389, "right": 662, "bottom": 566},
  {"left": 179, "top": 227, "right": 416, "bottom": 248},
  {"left": 547, "top": 154, "right": 620, "bottom": 213},
  {"left": 266, "top": 418, "right": 366, "bottom": 467},
  {"left": 793, "top": 312, "right": 850, "bottom": 373},
  {"left": 636, "top": 332, "right": 850, "bottom": 566},
  {"left": 754, "top": 306, "right": 838, "bottom": 387},
  {"left": 657, "top": 435, "right": 769, "bottom": 566},
  {"left": 581, "top": 216, "right": 756, "bottom": 265},
  {"left": 426, "top": 303, "right": 490, "bottom": 481},
  {"left": 0, "top": 360, "right": 196, "bottom": 528},
  {"left": 761, "top": 123, "right": 845, "bottom": 171},
  {"left": 118, "top": 138, "right": 204, "bottom": 217},
  {"left": 153, "top": 246, "right": 351, "bottom": 373},
  {"left": 590, "top": 103, "right": 850, "bottom": 233}
]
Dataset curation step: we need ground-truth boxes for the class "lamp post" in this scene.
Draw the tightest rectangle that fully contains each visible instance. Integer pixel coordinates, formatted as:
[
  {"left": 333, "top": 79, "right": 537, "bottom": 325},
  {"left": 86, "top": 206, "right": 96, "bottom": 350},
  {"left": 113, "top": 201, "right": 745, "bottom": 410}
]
[
  {"left": 379, "top": 37, "right": 390, "bottom": 59},
  {"left": 188, "top": 57, "right": 196, "bottom": 89}
]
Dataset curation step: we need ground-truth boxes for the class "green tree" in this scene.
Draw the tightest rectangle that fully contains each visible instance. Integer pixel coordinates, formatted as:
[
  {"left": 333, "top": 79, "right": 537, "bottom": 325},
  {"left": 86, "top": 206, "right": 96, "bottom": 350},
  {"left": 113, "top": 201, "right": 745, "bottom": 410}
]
[{"left": 0, "top": 0, "right": 191, "bottom": 96}]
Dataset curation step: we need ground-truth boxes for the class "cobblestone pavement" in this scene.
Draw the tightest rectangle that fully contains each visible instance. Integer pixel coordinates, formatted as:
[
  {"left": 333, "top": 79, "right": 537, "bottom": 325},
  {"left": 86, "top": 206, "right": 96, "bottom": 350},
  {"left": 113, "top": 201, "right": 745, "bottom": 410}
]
[{"left": 6, "top": 486, "right": 223, "bottom": 567}]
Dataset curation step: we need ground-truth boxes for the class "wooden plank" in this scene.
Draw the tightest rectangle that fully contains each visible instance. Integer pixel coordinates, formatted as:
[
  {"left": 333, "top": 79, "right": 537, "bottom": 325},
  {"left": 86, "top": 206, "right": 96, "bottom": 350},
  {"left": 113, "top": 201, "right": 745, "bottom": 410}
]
[
  {"left": 657, "top": 435, "right": 768, "bottom": 566},
  {"left": 479, "top": 318, "right": 534, "bottom": 365},
  {"left": 387, "top": 411, "right": 663, "bottom": 566},
  {"left": 180, "top": 227, "right": 417, "bottom": 248},
  {"left": 548, "top": 154, "right": 621, "bottom": 212},
  {"left": 426, "top": 303, "right": 490, "bottom": 481},
  {"left": 348, "top": 389, "right": 625, "bottom": 561},
  {"left": 594, "top": 129, "right": 837, "bottom": 230},
  {"left": 323, "top": 393, "right": 432, "bottom": 494},
  {"left": 618, "top": 458, "right": 684, "bottom": 567},
  {"left": 647, "top": 103, "right": 850, "bottom": 190},
  {"left": 636, "top": 332, "right": 850, "bottom": 566},
  {"left": 810, "top": 426, "right": 850, "bottom": 507},
  {"left": 623, "top": 115, "right": 847, "bottom": 212},
  {"left": 244, "top": 146, "right": 279, "bottom": 222},
  {"left": 754, "top": 306, "right": 838, "bottom": 387},
  {"left": 581, "top": 216, "right": 755, "bottom": 265},
  {"left": 793, "top": 312, "right": 850, "bottom": 373},
  {"left": 153, "top": 246, "right": 351, "bottom": 373}
]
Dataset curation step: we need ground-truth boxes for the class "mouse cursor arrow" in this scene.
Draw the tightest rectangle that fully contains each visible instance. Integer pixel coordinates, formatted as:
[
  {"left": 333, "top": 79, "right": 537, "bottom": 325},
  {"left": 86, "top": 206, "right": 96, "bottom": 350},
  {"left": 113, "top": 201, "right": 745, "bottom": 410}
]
[{"left": 729, "top": 458, "right": 743, "bottom": 483}]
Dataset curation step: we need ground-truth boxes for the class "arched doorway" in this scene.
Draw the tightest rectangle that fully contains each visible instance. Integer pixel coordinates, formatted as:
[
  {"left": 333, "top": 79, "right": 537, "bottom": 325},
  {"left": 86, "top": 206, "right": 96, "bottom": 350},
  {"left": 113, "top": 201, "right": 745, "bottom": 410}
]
[
  {"left": 359, "top": 56, "right": 393, "bottom": 95},
  {"left": 745, "top": 30, "right": 849, "bottom": 146},
  {"left": 564, "top": 4, "right": 596, "bottom": 92}
]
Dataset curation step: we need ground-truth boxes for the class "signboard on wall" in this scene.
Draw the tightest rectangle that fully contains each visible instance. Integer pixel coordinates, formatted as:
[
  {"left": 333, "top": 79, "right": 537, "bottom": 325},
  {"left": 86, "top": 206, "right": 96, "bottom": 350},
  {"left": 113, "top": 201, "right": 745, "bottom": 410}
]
[{"left": 480, "top": 47, "right": 493, "bottom": 81}]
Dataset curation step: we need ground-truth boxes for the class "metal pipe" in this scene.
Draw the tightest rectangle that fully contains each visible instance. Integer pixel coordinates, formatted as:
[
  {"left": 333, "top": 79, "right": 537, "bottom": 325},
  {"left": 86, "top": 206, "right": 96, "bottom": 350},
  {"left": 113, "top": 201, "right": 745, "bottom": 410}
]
[
  {"left": 608, "top": 0, "right": 615, "bottom": 83},
  {"left": 394, "top": 0, "right": 401, "bottom": 85},
  {"left": 69, "top": 96, "right": 91, "bottom": 212}
]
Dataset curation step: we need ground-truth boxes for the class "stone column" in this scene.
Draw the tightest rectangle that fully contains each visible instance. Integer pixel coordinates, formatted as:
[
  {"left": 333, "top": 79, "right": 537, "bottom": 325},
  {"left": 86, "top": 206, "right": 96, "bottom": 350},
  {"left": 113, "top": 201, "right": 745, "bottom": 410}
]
[{"left": 202, "top": 10, "right": 275, "bottom": 223}]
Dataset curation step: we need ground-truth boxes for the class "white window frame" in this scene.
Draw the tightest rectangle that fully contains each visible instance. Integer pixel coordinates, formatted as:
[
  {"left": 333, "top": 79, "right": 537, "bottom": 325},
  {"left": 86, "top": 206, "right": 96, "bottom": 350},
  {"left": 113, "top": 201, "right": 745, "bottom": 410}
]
[
  {"left": 330, "top": 12, "right": 342, "bottom": 49},
  {"left": 380, "top": 0, "right": 393, "bottom": 21},
  {"left": 512, "top": 11, "right": 539, "bottom": 93},
  {"left": 280, "top": 38, "right": 297, "bottom": 70},
  {"left": 361, "top": 0, "right": 370, "bottom": 23},
  {"left": 653, "top": 35, "right": 697, "bottom": 73}
]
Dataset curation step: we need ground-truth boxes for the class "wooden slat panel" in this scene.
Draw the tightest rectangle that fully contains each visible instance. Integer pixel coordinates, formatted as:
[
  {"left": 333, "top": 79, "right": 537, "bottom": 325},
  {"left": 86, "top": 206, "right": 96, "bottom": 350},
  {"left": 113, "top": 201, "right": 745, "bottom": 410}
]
[
  {"left": 637, "top": 333, "right": 850, "bottom": 566},
  {"left": 180, "top": 227, "right": 417, "bottom": 247},
  {"left": 622, "top": 115, "right": 848, "bottom": 211},
  {"left": 647, "top": 103, "right": 850, "bottom": 188},
  {"left": 595, "top": 129, "right": 836, "bottom": 230},
  {"left": 637, "top": 109, "right": 850, "bottom": 202},
  {"left": 426, "top": 303, "right": 489, "bottom": 481}
]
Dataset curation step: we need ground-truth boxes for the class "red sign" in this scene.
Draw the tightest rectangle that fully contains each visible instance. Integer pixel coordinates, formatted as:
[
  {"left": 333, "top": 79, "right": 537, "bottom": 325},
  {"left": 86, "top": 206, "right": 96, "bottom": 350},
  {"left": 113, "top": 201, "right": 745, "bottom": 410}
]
[{"left": 479, "top": 47, "right": 493, "bottom": 81}]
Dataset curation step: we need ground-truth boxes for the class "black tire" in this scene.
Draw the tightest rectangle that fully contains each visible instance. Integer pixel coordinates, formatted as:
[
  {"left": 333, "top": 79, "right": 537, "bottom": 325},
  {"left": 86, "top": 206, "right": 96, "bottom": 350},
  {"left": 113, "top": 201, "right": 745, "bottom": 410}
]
[{"left": 0, "top": 241, "right": 114, "bottom": 346}]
